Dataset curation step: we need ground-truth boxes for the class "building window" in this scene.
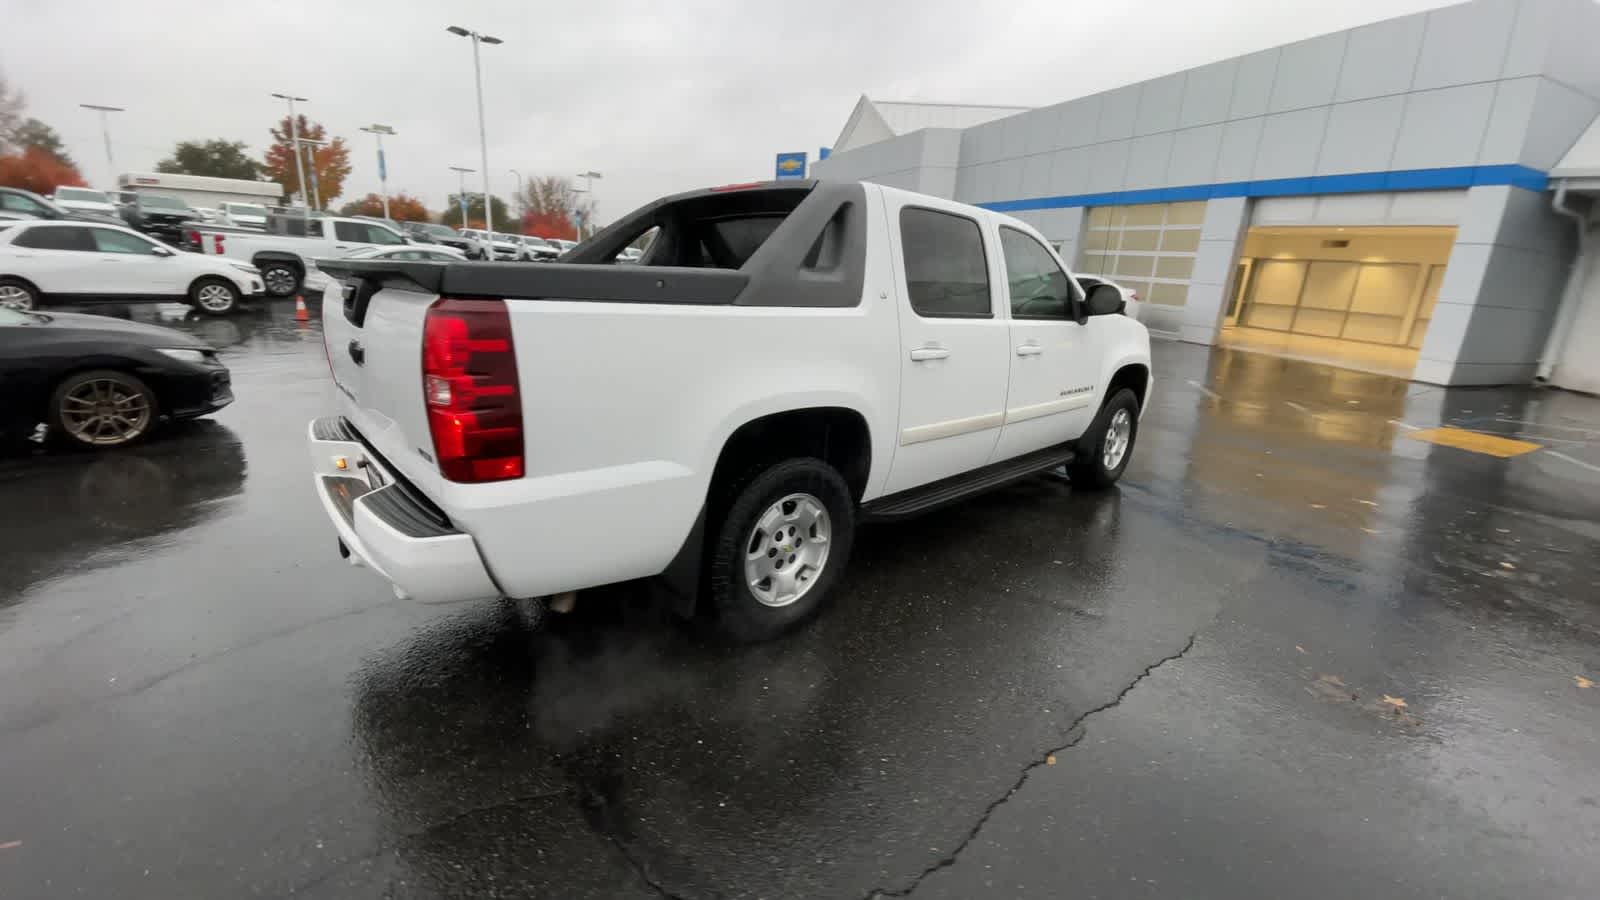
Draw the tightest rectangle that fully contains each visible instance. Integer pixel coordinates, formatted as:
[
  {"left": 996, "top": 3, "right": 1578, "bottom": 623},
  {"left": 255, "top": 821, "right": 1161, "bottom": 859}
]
[{"left": 1077, "top": 201, "right": 1202, "bottom": 307}]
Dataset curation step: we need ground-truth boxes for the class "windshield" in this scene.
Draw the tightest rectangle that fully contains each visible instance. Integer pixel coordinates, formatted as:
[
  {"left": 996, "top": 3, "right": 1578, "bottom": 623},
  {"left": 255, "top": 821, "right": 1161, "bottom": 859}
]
[
  {"left": 57, "top": 188, "right": 109, "bottom": 203},
  {"left": 227, "top": 204, "right": 267, "bottom": 217},
  {"left": 140, "top": 194, "right": 188, "bottom": 210}
]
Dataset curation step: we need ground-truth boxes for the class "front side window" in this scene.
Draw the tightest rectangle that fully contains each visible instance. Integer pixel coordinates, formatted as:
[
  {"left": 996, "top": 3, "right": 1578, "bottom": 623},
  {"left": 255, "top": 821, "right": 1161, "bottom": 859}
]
[
  {"left": 2, "top": 192, "right": 50, "bottom": 215},
  {"left": 899, "top": 207, "right": 991, "bottom": 318},
  {"left": 334, "top": 221, "right": 365, "bottom": 242},
  {"left": 365, "top": 224, "right": 403, "bottom": 245},
  {"left": 14, "top": 225, "right": 94, "bottom": 251},
  {"left": 91, "top": 228, "right": 161, "bottom": 254},
  {"left": 1000, "top": 227, "right": 1076, "bottom": 319}
]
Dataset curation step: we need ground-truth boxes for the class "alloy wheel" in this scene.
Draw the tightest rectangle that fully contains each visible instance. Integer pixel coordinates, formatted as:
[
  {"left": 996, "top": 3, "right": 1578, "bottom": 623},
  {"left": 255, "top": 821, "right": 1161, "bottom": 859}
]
[
  {"left": 59, "top": 378, "right": 152, "bottom": 446},
  {"left": 1102, "top": 407, "right": 1132, "bottom": 470},
  {"left": 0, "top": 284, "right": 34, "bottom": 310},
  {"left": 744, "top": 492, "right": 832, "bottom": 608},
  {"left": 196, "top": 283, "right": 236, "bottom": 312}
]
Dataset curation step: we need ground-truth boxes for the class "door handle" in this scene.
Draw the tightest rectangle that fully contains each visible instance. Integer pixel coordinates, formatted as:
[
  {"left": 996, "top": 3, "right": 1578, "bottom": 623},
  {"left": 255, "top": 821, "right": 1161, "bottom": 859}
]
[
  {"left": 335, "top": 245, "right": 351, "bottom": 250},
  {"left": 1015, "top": 344, "right": 1042, "bottom": 356},
  {"left": 348, "top": 339, "right": 365, "bottom": 366},
  {"left": 909, "top": 346, "right": 950, "bottom": 361}
]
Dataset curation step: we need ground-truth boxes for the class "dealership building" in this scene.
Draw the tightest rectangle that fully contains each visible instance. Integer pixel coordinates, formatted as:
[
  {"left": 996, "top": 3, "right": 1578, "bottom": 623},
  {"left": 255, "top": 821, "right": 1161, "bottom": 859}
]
[{"left": 813, "top": 0, "right": 1600, "bottom": 392}]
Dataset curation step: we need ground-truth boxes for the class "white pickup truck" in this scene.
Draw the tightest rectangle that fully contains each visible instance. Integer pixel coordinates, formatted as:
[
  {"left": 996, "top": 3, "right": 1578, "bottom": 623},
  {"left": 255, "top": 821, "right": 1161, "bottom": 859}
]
[
  {"left": 308, "top": 180, "right": 1152, "bottom": 640},
  {"left": 193, "top": 213, "right": 409, "bottom": 297}
]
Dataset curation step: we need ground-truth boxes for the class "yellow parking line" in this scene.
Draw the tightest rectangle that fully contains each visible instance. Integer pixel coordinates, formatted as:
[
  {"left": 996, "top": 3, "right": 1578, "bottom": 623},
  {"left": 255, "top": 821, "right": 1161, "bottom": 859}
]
[{"left": 1407, "top": 427, "right": 1541, "bottom": 458}]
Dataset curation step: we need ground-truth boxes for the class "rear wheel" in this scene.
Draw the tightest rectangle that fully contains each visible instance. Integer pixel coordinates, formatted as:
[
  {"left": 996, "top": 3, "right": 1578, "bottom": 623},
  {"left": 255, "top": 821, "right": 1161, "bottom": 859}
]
[
  {"left": 707, "top": 457, "right": 855, "bottom": 642},
  {"left": 1067, "top": 388, "right": 1140, "bottom": 489},
  {"left": 190, "top": 276, "right": 241, "bottom": 316},
  {"left": 51, "top": 369, "right": 157, "bottom": 449},
  {"left": 0, "top": 277, "right": 39, "bottom": 311},
  {"left": 260, "top": 261, "right": 301, "bottom": 298}
]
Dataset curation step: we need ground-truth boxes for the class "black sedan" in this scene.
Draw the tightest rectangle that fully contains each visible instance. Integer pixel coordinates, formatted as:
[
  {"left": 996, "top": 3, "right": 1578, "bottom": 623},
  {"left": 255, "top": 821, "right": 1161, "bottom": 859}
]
[{"left": 0, "top": 307, "right": 232, "bottom": 449}]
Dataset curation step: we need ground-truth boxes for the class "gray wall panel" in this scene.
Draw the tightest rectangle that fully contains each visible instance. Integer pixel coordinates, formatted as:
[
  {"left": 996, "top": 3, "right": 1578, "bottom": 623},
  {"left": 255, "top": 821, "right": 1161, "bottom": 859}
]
[
  {"left": 1269, "top": 32, "right": 1348, "bottom": 113},
  {"left": 1336, "top": 14, "right": 1428, "bottom": 102},
  {"left": 1229, "top": 49, "right": 1281, "bottom": 119},
  {"left": 1135, "top": 74, "right": 1186, "bottom": 136},
  {"left": 1392, "top": 83, "right": 1497, "bottom": 169},
  {"left": 1253, "top": 108, "right": 1330, "bottom": 180},
  {"left": 1317, "top": 96, "right": 1404, "bottom": 175},
  {"left": 1412, "top": 0, "right": 1518, "bottom": 91},
  {"left": 1180, "top": 59, "right": 1237, "bottom": 128}
]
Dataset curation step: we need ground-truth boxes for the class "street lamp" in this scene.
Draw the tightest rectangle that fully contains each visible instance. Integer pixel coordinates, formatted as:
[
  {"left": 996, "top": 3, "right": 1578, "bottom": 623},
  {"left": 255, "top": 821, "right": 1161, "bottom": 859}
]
[
  {"left": 297, "top": 137, "right": 328, "bottom": 211},
  {"left": 446, "top": 25, "right": 503, "bottom": 245},
  {"left": 574, "top": 170, "right": 602, "bottom": 238},
  {"left": 361, "top": 124, "right": 397, "bottom": 220},
  {"left": 271, "top": 93, "right": 311, "bottom": 223},
  {"left": 449, "top": 166, "right": 475, "bottom": 231},
  {"left": 78, "top": 103, "right": 124, "bottom": 186}
]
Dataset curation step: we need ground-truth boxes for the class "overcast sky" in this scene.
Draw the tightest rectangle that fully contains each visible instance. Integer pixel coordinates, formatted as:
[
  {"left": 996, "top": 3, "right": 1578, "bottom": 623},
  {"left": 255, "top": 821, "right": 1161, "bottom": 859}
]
[{"left": 1, "top": 0, "right": 1450, "bottom": 222}]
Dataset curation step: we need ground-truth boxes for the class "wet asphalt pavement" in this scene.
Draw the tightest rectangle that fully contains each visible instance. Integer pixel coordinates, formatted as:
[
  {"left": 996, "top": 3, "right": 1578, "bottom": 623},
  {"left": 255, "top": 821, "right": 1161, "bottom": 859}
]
[{"left": 2, "top": 299, "right": 1598, "bottom": 899}]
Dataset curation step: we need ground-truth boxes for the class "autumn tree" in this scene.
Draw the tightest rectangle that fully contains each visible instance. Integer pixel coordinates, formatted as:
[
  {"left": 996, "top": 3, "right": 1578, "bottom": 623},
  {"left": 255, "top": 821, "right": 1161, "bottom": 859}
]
[
  {"left": 440, "top": 193, "right": 517, "bottom": 231},
  {"left": 517, "top": 175, "right": 592, "bottom": 240},
  {"left": 338, "top": 192, "right": 429, "bottom": 222},
  {"left": 0, "top": 145, "right": 87, "bottom": 193},
  {"left": 10, "top": 118, "right": 72, "bottom": 167},
  {"left": 262, "top": 115, "right": 352, "bottom": 207},
  {"left": 158, "top": 139, "right": 263, "bottom": 180}
]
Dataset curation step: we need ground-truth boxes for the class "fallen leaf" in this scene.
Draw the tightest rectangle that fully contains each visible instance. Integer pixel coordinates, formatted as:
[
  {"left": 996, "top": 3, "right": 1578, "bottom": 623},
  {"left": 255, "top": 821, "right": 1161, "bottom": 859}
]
[
  {"left": 1381, "top": 695, "right": 1408, "bottom": 709},
  {"left": 1495, "top": 528, "right": 1510, "bottom": 534},
  {"left": 1356, "top": 499, "right": 1379, "bottom": 507},
  {"left": 0, "top": 841, "right": 19, "bottom": 850},
  {"left": 1319, "top": 674, "right": 1346, "bottom": 687},
  {"left": 1045, "top": 755, "right": 1056, "bottom": 765},
  {"left": 1295, "top": 645, "right": 1307, "bottom": 654},
  {"left": 1500, "top": 562, "right": 1517, "bottom": 570},
  {"left": 1577, "top": 675, "right": 1595, "bottom": 689},
  {"left": 1310, "top": 503, "right": 1326, "bottom": 510}
]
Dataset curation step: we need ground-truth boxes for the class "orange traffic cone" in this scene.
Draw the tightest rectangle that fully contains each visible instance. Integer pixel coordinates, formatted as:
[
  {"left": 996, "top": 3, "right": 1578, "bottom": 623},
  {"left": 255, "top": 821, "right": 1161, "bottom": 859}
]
[{"left": 295, "top": 295, "right": 309, "bottom": 321}]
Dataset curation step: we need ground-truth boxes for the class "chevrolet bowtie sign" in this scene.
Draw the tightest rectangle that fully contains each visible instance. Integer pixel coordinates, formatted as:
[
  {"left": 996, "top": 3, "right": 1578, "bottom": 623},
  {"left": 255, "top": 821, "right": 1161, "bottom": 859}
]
[{"left": 774, "top": 152, "right": 807, "bottom": 180}]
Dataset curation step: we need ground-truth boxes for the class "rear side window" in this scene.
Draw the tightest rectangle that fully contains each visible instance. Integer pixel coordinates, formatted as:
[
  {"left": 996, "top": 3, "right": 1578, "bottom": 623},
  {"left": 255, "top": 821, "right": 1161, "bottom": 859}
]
[
  {"left": 899, "top": 208, "right": 991, "bottom": 318},
  {"left": 14, "top": 225, "right": 94, "bottom": 251},
  {"left": 334, "top": 221, "right": 365, "bottom": 242}
]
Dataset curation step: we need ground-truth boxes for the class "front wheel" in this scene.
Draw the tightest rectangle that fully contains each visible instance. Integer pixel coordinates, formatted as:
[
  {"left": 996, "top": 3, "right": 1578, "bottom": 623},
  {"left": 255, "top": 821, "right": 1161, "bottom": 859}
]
[
  {"left": 260, "top": 262, "right": 301, "bottom": 298},
  {"left": 0, "top": 276, "right": 39, "bottom": 311},
  {"left": 51, "top": 369, "right": 158, "bottom": 449},
  {"left": 190, "top": 276, "right": 241, "bottom": 316},
  {"left": 1067, "top": 388, "right": 1140, "bottom": 489},
  {"left": 707, "top": 458, "right": 856, "bottom": 642}
]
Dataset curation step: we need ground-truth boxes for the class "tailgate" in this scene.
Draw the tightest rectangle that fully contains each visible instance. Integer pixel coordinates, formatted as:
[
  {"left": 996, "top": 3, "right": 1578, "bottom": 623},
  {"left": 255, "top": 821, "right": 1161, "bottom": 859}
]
[{"left": 320, "top": 274, "right": 445, "bottom": 500}]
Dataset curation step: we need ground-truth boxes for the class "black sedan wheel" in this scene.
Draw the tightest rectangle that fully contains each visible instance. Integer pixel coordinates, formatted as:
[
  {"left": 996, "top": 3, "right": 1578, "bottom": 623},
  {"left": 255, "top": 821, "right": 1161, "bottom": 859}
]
[
  {"left": 260, "top": 262, "right": 301, "bottom": 298},
  {"left": 0, "top": 277, "right": 39, "bottom": 311},
  {"left": 51, "top": 370, "right": 157, "bottom": 448}
]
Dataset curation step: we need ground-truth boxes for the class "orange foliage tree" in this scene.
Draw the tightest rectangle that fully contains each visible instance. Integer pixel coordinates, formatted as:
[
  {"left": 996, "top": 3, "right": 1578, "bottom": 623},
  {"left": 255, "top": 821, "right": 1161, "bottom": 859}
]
[
  {"left": 262, "top": 115, "right": 352, "bottom": 206},
  {"left": 339, "top": 192, "right": 429, "bottom": 222},
  {"left": 522, "top": 210, "right": 576, "bottom": 240},
  {"left": 0, "top": 145, "right": 86, "bottom": 194}
]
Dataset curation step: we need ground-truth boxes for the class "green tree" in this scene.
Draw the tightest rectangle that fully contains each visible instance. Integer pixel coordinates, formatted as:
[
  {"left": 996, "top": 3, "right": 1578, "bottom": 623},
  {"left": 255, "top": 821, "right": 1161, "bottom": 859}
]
[
  {"left": 11, "top": 118, "right": 72, "bottom": 167},
  {"left": 441, "top": 193, "right": 517, "bottom": 231},
  {"left": 156, "top": 139, "right": 263, "bottom": 180}
]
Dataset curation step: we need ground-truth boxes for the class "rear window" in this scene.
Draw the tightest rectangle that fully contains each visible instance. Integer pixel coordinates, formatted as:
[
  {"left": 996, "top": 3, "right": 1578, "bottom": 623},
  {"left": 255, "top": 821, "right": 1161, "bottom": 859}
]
[
  {"left": 899, "top": 207, "right": 992, "bottom": 318},
  {"left": 707, "top": 217, "right": 784, "bottom": 267},
  {"left": 140, "top": 195, "right": 187, "bottom": 210}
]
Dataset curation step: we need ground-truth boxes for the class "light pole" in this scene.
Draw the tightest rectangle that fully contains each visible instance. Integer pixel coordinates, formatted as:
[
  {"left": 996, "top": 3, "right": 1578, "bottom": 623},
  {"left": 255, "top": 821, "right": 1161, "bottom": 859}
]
[
  {"left": 576, "top": 170, "right": 602, "bottom": 238},
  {"left": 446, "top": 25, "right": 503, "bottom": 245},
  {"left": 297, "top": 137, "right": 328, "bottom": 211},
  {"left": 361, "top": 124, "right": 396, "bottom": 220},
  {"left": 271, "top": 93, "right": 311, "bottom": 224},
  {"left": 78, "top": 103, "right": 123, "bottom": 186},
  {"left": 449, "top": 166, "right": 475, "bottom": 231},
  {"left": 509, "top": 169, "right": 524, "bottom": 219}
]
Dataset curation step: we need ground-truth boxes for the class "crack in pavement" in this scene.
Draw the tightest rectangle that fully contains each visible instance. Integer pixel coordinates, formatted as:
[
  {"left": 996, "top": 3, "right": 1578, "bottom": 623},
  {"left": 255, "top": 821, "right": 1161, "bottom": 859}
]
[
  {"left": 599, "top": 831, "right": 696, "bottom": 900},
  {"left": 863, "top": 631, "right": 1201, "bottom": 900}
]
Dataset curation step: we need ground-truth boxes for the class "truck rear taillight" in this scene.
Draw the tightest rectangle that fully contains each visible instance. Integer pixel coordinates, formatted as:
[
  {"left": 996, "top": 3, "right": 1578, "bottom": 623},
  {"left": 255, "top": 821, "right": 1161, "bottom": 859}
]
[
  {"left": 421, "top": 298, "right": 523, "bottom": 483},
  {"left": 213, "top": 233, "right": 225, "bottom": 254}
]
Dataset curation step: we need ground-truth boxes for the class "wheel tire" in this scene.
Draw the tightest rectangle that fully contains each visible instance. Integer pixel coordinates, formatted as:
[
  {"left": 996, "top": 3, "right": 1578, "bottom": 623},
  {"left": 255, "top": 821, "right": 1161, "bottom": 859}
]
[
  {"left": 707, "top": 457, "right": 856, "bottom": 642},
  {"left": 189, "top": 276, "right": 240, "bottom": 316},
  {"left": 0, "top": 276, "right": 40, "bottom": 311},
  {"left": 50, "top": 369, "right": 158, "bottom": 450},
  {"left": 260, "top": 261, "right": 301, "bottom": 298},
  {"left": 1067, "top": 388, "right": 1140, "bottom": 489}
]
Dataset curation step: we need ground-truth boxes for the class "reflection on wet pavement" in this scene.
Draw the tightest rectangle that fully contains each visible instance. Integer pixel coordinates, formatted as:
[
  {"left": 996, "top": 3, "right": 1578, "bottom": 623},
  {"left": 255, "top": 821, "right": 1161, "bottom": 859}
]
[{"left": 0, "top": 300, "right": 1596, "bottom": 899}]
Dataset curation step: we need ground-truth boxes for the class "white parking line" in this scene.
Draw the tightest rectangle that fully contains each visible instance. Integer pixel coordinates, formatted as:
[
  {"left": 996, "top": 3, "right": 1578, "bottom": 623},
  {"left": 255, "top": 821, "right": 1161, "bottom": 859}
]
[
  {"left": 1545, "top": 451, "right": 1600, "bottom": 474},
  {"left": 1387, "top": 419, "right": 1422, "bottom": 431},
  {"left": 1186, "top": 380, "right": 1221, "bottom": 401},
  {"left": 1285, "top": 401, "right": 1318, "bottom": 418},
  {"left": 1494, "top": 418, "right": 1600, "bottom": 436}
]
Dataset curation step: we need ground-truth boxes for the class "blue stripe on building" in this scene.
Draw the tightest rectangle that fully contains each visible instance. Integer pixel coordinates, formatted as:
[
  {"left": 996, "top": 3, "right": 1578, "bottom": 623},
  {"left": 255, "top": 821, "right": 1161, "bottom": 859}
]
[{"left": 977, "top": 164, "right": 1550, "bottom": 213}]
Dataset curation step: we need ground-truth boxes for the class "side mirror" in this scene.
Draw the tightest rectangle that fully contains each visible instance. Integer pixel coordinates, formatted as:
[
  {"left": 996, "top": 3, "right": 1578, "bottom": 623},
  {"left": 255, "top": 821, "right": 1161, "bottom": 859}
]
[{"left": 1085, "top": 283, "right": 1124, "bottom": 317}]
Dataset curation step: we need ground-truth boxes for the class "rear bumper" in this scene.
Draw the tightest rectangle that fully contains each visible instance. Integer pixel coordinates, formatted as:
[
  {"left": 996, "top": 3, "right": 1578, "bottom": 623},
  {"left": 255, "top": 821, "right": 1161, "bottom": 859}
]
[{"left": 307, "top": 416, "right": 501, "bottom": 604}]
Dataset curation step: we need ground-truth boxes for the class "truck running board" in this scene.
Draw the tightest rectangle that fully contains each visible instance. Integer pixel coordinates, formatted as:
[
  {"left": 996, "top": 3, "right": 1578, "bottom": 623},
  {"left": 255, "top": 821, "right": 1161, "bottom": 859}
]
[{"left": 860, "top": 443, "right": 1077, "bottom": 522}]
